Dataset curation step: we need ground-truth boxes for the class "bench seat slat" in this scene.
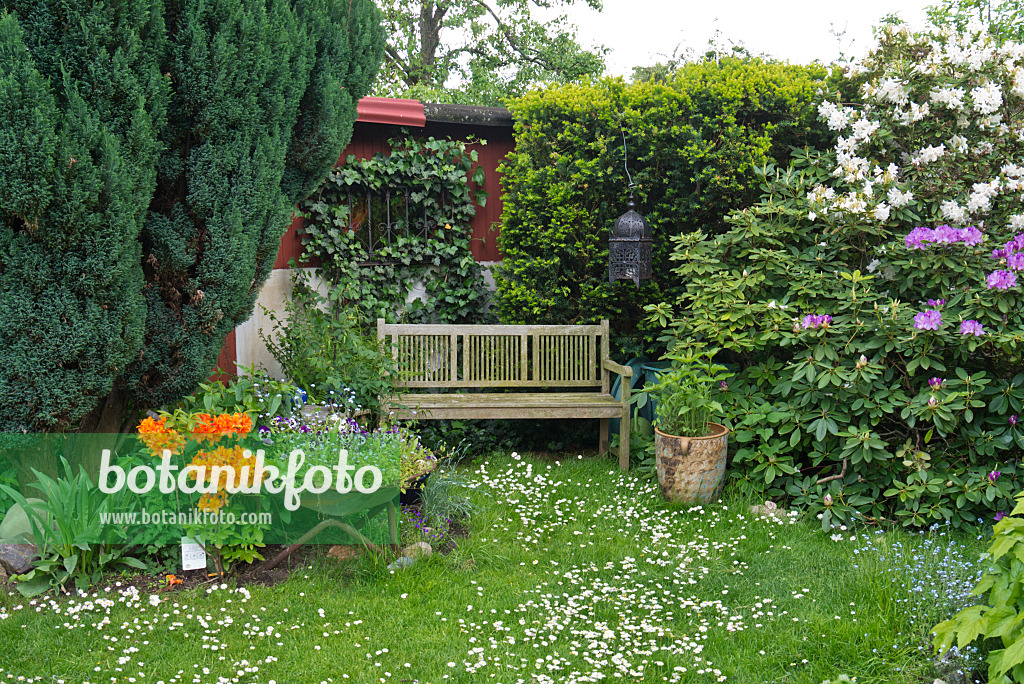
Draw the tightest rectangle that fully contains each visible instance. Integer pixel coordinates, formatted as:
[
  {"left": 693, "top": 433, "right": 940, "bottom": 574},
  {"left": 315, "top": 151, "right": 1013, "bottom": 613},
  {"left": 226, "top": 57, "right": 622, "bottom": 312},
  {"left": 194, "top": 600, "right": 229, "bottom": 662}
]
[{"left": 389, "top": 392, "right": 624, "bottom": 420}]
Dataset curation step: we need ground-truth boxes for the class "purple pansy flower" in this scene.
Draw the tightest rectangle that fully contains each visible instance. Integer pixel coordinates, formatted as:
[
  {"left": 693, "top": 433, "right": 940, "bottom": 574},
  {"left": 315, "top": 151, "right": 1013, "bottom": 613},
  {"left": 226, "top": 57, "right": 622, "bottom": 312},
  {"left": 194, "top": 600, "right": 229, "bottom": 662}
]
[
  {"left": 914, "top": 309, "right": 942, "bottom": 330},
  {"left": 960, "top": 320, "right": 985, "bottom": 336}
]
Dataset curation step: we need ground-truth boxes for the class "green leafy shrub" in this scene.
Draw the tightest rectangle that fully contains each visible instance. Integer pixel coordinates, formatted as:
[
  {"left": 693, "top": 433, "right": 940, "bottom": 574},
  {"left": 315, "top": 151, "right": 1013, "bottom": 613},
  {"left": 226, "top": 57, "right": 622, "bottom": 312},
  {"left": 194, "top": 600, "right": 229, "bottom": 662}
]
[
  {"left": 0, "top": 459, "right": 144, "bottom": 596},
  {"left": 173, "top": 365, "right": 307, "bottom": 429},
  {"left": 262, "top": 282, "right": 398, "bottom": 421},
  {"left": 933, "top": 491, "right": 1024, "bottom": 683},
  {"left": 494, "top": 58, "right": 837, "bottom": 355},
  {"left": 649, "top": 21, "right": 1024, "bottom": 528}
]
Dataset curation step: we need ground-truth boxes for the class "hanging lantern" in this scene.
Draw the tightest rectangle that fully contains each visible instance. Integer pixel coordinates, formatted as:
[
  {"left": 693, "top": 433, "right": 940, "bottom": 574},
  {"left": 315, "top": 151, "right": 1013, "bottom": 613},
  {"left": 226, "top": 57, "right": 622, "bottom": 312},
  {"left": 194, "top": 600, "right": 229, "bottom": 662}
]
[
  {"left": 609, "top": 130, "right": 652, "bottom": 287},
  {"left": 609, "top": 192, "right": 652, "bottom": 287}
]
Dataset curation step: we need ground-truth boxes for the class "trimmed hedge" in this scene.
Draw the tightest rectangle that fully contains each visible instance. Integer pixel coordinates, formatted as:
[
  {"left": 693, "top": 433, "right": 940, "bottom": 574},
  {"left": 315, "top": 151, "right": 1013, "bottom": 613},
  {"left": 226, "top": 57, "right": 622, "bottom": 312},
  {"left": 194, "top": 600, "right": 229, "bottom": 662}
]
[{"left": 494, "top": 58, "right": 838, "bottom": 356}]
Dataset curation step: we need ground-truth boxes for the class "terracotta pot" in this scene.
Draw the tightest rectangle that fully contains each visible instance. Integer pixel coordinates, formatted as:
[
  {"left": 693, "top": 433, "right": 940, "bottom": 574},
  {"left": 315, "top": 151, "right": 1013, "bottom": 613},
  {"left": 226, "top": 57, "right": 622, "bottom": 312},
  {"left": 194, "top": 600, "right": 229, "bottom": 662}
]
[{"left": 654, "top": 423, "right": 729, "bottom": 504}]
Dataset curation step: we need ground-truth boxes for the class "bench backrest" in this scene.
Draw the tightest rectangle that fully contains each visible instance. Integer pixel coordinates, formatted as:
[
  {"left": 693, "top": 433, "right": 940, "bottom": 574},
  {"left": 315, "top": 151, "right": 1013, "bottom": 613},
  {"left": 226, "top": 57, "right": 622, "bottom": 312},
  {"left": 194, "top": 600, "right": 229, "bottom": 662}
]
[{"left": 377, "top": 320, "right": 612, "bottom": 391}]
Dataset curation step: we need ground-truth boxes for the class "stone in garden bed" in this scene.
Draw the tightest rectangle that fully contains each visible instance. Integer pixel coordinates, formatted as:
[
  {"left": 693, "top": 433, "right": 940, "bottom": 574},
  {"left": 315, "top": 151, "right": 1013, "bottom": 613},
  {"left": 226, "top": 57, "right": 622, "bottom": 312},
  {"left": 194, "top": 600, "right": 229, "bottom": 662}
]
[
  {"left": 0, "top": 543, "right": 37, "bottom": 576},
  {"left": 328, "top": 545, "right": 360, "bottom": 561}
]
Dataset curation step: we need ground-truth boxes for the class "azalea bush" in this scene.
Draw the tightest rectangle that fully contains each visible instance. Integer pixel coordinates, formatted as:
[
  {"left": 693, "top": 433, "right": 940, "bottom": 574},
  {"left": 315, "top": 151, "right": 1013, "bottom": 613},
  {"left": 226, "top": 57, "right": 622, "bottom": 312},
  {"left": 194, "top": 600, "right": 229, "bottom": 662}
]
[{"left": 648, "top": 19, "right": 1024, "bottom": 528}]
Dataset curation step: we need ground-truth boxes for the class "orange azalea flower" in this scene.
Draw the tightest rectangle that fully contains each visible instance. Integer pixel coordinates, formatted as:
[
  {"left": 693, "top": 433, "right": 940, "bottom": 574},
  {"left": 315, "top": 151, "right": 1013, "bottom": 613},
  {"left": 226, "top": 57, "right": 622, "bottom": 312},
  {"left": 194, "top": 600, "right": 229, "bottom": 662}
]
[
  {"left": 198, "top": 490, "right": 228, "bottom": 513},
  {"left": 137, "top": 416, "right": 186, "bottom": 457},
  {"left": 187, "top": 444, "right": 265, "bottom": 512},
  {"left": 138, "top": 416, "right": 167, "bottom": 434}
]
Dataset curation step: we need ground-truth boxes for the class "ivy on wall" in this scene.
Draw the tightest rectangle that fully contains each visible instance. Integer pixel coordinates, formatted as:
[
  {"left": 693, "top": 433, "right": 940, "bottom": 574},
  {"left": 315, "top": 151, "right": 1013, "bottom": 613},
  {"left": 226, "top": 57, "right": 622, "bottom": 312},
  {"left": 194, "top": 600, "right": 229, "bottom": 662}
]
[{"left": 297, "top": 135, "right": 494, "bottom": 323}]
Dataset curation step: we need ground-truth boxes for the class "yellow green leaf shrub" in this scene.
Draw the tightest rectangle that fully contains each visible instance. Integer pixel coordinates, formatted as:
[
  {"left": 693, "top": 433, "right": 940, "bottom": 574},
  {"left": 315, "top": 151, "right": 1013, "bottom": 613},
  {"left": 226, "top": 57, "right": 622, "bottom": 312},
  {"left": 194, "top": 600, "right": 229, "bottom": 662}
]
[{"left": 494, "top": 58, "right": 836, "bottom": 354}]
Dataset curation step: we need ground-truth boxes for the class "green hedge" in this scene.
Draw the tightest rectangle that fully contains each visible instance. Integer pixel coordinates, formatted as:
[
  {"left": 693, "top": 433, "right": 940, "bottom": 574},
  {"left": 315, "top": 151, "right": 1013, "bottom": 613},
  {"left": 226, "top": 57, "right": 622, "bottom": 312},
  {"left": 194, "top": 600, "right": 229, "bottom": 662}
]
[{"left": 494, "top": 58, "right": 838, "bottom": 356}]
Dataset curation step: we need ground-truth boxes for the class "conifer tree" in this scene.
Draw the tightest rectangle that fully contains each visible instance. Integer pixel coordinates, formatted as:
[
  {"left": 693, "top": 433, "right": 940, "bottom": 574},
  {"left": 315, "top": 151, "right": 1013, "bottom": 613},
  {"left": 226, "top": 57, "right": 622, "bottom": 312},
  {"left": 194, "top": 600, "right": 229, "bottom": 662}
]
[{"left": 0, "top": 0, "right": 384, "bottom": 432}]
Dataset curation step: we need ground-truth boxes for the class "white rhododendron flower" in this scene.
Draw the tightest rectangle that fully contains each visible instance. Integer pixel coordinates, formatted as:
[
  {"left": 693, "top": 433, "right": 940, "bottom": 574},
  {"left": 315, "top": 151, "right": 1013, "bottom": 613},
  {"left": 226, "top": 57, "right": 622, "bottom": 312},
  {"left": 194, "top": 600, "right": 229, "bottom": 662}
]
[
  {"left": 947, "top": 134, "right": 968, "bottom": 154},
  {"left": 873, "top": 202, "right": 891, "bottom": 222},
  {"left": 818, "top": 101, "right": 850, "bottom": 131},
  {"left": 913, "top": 144, "right": 947, "bottom": 165},
  {"left": 941, "top": 199, "right": 968, "bottom": 224},
  {"left": 887, "top": 187, "right": 913, "bottom": 207},
  {"left": 931, "top": 86, "right": 966, "bottom": 110}
]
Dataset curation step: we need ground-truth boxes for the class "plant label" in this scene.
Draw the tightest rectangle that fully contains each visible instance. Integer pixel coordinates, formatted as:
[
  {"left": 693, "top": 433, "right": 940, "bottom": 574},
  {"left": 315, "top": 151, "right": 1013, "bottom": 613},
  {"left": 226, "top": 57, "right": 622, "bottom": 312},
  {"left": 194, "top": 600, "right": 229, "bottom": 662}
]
[{"left": 181, "top": 537, "right": 206, "bottom": 571}]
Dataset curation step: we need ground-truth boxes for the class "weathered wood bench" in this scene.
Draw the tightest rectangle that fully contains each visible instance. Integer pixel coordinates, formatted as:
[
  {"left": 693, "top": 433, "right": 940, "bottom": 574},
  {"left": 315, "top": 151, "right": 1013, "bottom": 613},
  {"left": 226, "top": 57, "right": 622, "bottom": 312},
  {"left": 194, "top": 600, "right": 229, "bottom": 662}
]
[{"left": 377, "top": 319, "right": 633, "bottom": 470}]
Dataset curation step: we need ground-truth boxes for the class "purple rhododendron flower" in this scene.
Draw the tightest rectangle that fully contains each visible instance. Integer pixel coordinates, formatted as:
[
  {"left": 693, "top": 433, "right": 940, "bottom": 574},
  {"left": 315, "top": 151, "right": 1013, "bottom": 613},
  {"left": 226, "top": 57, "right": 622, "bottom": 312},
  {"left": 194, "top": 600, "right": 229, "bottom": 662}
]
[
  {"left": 823, "top": 494, "right": 833, "bottom": 506},
  {"left": 987, "top": 270, "right": 1018, "bottom": 290},
  {"left": 905, "top": 227, "right": 933, "bottom": 249},
  {"left": 996, "top": 511, "right": 1007, "bottom": 522},
  {"left": 1010, "top": 415, "right": 1019, "bottom": 426},
  {"left": 927, "top": 298, "right": 946, "bottom": 307},
  {"left": 905, "top": 225, "right": 985, "bottom": 249},
  {"left": 928, "top": 377, "right": 944, "bottom": 390},
  {"left": 960, "top": 226, "right": 984, "bottom": 245},
  {"left": 1009, "top": 253, "right": 1024, "bottom": 271},
  {"left": 989, "top": 470, "right": 1002, "bottom": 483},
  {"left": 933, "top": 225, "right": 960, "bottom": 244},
  {"left": 914, "top": 309, "right": 942, "bottom": 330},
  {"left": 720, "top": 380, "right": 729, "bottom": 391},
  {"left": 960, "top": 320, "right": 985, "bottom": 336},
  {"left": 802, "top": 314, "right": 832, "bottom": 329}
]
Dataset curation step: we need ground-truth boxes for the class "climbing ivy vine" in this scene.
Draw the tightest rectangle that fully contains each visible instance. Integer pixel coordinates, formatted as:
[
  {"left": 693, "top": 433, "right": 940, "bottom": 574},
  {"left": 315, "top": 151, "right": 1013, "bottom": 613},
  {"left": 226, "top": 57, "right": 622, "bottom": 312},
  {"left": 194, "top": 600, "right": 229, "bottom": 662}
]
[{"left": 297, "top": 135, "right": 494, "bottom": 324}]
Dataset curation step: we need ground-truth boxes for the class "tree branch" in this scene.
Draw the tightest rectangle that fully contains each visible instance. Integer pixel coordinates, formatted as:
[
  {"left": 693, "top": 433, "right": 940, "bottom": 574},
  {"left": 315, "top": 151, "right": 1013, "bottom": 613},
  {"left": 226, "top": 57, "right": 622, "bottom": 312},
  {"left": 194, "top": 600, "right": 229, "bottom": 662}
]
[
  {"left": 817, "top": 458, "right": 848, "bottom": 485},
  {"left": 469, "top": 0, "right": 549, "bottom": 68},
  {"left": 384, "top": 44, "right": 412, "bottom": 80}
]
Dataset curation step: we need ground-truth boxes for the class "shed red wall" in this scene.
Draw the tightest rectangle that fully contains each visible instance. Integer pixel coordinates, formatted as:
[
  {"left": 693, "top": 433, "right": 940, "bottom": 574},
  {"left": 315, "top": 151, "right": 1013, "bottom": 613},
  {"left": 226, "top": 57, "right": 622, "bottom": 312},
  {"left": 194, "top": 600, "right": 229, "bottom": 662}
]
[
  {"left": 274, "top": 118, "right": 512, "bottom": 268},
  {"left": 225, "top": 101, "right": 514, "bottom": 377}
]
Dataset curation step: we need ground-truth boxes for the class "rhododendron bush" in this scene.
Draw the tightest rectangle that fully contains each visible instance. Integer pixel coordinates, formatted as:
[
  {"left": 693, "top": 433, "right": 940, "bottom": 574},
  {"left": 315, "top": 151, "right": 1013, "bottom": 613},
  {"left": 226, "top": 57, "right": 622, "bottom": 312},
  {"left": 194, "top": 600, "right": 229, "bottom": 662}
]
[{"left": 649, "top": 20, "right": 1024, "bottom": 528}]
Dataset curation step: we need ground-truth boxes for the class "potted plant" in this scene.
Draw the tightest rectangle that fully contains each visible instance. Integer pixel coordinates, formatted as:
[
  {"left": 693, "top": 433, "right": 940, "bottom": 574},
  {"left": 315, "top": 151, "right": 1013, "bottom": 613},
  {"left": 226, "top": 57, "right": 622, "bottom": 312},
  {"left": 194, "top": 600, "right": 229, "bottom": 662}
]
[
  {"left": 398, "top": 428, "right": 439, "bottom": 506},
  {"left": 643, "top": 350, "right": 731, "bottom": 504}
]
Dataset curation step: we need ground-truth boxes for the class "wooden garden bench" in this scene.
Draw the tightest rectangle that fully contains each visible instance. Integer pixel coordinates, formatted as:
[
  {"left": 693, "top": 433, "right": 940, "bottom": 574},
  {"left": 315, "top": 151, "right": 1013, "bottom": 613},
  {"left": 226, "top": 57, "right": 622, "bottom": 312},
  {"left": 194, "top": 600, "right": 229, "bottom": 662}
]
[{"left": 377, "top": 319, "right": 633, "bottom": 470}]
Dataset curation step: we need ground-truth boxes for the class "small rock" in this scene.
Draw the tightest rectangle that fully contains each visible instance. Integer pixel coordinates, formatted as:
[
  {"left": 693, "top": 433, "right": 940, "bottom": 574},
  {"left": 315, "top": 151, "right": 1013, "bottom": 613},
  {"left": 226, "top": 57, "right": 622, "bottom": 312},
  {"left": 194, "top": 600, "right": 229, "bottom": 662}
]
[
  {"left": 387, "top": 556, "right": 417, "bottom": 571},
  {"left": 327, "top": 545, "right": 359, "bottom": 561},
  {"left": 749, "top": 500, "right": 786, "bottom": 520},
  {"left": 402, "top": 541, "right": 432, "bottom": 558},
  {"left": 0, "top": 564, "right": 7, "bottom": 584},
  {"left": 0, "top": 544, "right": 37, "bottom": 575}
]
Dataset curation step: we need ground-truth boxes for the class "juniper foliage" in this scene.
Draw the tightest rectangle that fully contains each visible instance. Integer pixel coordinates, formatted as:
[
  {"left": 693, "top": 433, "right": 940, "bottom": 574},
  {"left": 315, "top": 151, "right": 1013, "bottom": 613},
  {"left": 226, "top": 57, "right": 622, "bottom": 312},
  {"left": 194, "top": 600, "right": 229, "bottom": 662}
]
[{"left": 0, "top": 0, "right": 384, "bottom": 432}]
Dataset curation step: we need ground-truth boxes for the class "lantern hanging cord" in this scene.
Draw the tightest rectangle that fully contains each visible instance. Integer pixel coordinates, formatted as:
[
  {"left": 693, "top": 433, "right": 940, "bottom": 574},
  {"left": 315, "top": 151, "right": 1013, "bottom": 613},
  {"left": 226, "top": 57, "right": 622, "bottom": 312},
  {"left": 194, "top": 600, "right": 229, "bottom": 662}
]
[{"left": 620, "top": 128, "right": 635, "bottom": 190}]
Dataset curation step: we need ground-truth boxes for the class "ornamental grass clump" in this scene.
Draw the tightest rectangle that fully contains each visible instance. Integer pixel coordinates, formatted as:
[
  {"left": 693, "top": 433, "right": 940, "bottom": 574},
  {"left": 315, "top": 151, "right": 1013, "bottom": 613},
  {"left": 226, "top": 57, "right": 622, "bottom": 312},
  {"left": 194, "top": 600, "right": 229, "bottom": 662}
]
[{"left": 648, "top": 18, "right": 1024, "bottom": 529}]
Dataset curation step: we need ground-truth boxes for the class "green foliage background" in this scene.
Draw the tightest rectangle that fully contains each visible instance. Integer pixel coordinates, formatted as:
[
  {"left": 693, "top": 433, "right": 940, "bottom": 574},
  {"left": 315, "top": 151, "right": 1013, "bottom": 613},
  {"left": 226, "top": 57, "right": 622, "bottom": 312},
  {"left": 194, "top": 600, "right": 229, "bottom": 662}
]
[
  {"left": 493, "top": 58, "right": 838, "bottom": 357},
  {"left": 0, "top": 0, "right": 384, "bottom": 432}
]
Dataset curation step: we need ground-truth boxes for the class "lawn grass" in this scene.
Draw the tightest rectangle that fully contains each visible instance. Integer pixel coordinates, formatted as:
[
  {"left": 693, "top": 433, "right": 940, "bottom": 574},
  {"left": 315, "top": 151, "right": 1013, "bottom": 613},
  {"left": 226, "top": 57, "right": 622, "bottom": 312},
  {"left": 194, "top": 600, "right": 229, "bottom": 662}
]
[{"left": 0, "top": 452, "right": 988, "bottom": 684}]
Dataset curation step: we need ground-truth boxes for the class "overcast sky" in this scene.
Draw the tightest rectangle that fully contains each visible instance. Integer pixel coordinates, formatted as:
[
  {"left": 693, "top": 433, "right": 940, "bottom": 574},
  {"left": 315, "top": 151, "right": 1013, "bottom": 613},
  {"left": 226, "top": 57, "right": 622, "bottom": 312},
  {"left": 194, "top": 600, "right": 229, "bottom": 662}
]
[{"left": 550, "top": 0, "right": 936, "bottom": 75}]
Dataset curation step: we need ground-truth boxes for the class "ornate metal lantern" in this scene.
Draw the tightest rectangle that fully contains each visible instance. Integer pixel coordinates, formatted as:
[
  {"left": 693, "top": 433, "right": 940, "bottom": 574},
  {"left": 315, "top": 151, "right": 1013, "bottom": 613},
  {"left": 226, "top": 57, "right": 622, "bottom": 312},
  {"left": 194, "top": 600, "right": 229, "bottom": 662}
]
[
  {"left": 609, "top": 130, "right": 652, "bottom": 287},
  {"left": 609, "top": 193, "right": 652, "bottom": 287}
]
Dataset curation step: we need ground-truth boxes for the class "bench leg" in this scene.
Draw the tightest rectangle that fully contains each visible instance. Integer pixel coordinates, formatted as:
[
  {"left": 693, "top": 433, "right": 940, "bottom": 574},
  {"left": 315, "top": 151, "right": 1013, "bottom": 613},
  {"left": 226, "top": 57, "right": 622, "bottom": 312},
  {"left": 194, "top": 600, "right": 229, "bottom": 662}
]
[
  {"left": 618, "top": 409, "right": 630, "bottom": 472},
  {"left": 599, "top": 418, "right": 609, "bottom": 456}
]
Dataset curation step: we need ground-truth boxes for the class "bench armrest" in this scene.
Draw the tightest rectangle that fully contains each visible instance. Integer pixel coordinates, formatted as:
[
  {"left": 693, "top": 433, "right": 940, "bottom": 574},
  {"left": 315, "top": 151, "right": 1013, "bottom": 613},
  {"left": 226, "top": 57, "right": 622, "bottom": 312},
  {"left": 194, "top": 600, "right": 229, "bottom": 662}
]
[{"left": 602, "top": 359, "right": 633, "bottom": 378}]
